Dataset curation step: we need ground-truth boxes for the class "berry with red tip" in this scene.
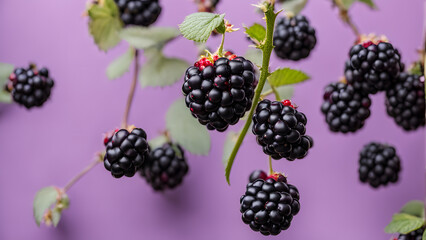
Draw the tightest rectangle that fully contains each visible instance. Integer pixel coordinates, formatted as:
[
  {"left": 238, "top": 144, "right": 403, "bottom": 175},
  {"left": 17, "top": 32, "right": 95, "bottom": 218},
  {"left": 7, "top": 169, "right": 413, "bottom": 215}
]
[
  {"left": 321, "top": 82, "right": 372, "bottom": 133},
  {"left": 240, "top": 174, "right": 300, "bottom": 236},
  {"left": 5, "top": 64, "right": 54, "bottom": 109},
  {"left": 385, "top": 73, "right": 425, "bottom": 131},
  {"left": 114, "top": 0, "right": 161, "bottom": 27},
  {"left": 345, "top": 41, "right": 403, "bottom": 94},
  {"left": 249, "top": 170, "right": 267, "bottom": 182},
  {"left": 273, "top": 15, "right": 317, "bottom": 61},
  {"left": 182, "top": 55, "right": 258, "bottom": 132},
  {"left": 104, "top": 128, "right": 149, "bottom": 178},
  {"left": 397, "top": 228, "right": 425, "bottom": 240},
  {"left": 252, "top": 99, "right": 313, "bottom": 160},
  {"left": 358, "top": 142, "right": 401, "bottom": 188}
]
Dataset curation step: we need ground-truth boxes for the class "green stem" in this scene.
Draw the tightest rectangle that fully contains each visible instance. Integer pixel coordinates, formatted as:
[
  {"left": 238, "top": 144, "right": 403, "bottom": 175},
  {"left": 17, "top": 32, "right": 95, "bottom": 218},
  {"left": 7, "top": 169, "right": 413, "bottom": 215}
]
[
  {"left": 217, "top": 33, "right": 226, "bottom": 57},
  {"left": 268, "top": 156, "right": 273, "bottom": 175},
  {"left": 225, "top": 3, "right": 278, "bottom": 184},
  {"left": 260, "top": 89, "right": 273, "bottom": 98},
  {"left": 270, "top": 84, "right": 281, "bottom": 100}
]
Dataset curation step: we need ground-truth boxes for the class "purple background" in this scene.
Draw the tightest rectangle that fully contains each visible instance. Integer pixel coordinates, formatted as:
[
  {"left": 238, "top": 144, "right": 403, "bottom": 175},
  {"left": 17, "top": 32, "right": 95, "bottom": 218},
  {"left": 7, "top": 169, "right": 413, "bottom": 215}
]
[{"left": 0, "top": 0, "right": 424, "bottom": 239}]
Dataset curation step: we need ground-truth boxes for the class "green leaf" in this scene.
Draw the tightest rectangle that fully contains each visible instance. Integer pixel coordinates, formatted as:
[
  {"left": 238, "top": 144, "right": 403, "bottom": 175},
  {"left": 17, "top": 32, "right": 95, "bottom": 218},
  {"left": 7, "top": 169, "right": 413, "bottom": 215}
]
[
  {"left": 269, "top": 68, "right": 310, "bottom": 87},
  {"left": 385, "top": 213, "right": 424, "bottom": 234},
  {"left": 179, "top": 12, "right": 225, "bottom": 42},
  {"left": 223, "top": 131, "right": 239, "bottom": 168},
  {"left": 281, "top": 0, "right": 308, "bottom": 15},
  {"left": 423, "top": 229, "right": 426, "bottom": 240},
  {"left": 139, "top": 48, "right": 188, "bottom": 87},
  {"left": 0, "top": 63, "right": 14, "bottom": 103},
  {"left": 33, "top": 186, "right": 59, "bottom": 226},
  {"left": 106, "top": 47, "right": 135, "bottom": 80},
  {"left": 358, "top": 0, "right": 376, "bottom": 9},
  {"left": 341, "top": 0, "right": 355, "bottom": 10},
  {"left": 51, "top": 210, "right": 61, "bottom": 227},
  {"left": 245, "top": 48, "right": 263, "bottom": 67},
  {"left": 245, "top": 23, "right": 266, "bottom": 43},
  {"left": 400, "top": 201, "right": 425, "bottom": 219},
  {"left": 87, "top": 0, "right": 123, "bottom": 51},
  {"left": 166, "top": 98, "right": 211, "bottom": 155},
  {"left": 120, "top": 26, "right": 181, "bottom": 50},
  {"left": 148, "top": 135, "right": 168, "bottom": 150}
]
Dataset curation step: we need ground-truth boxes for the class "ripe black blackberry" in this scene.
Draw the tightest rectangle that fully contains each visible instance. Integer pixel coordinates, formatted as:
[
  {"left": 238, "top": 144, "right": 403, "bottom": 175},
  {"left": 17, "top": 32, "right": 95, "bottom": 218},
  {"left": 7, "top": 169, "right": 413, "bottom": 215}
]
[
  {"left": 104, "top": 128, "right": 149, "bottom": 178},
  {"left": 182, "top": 55, "right": 257, "bottom": 132},
  {"left": 397, "top": 228, "right": 425, "bottom": 240},
  {"left": 240, "top": 176, "right": 300, "bottom": 236},
  {"left": 252, "top": 99, "right": 313, "bottom": 160},
  {"left": 346, "top": 40, "right": 403, "bottom": 94},
  {"left": 358, "top": 142, "right": 401, "bottom": 188},
  {"left": 249, "top": 170, "right": 267, "bottom": 182},
  {"left": 114, "top": 0, "right": 161, "bottom": 27},
  {"left": 273, "top": 15, "right": 317, "bottom": 61},
  {"left": 4, "top": 64, "right": 54, "bottom": 109},
  {"left": 195, "top": 0, "right": 219, "bottom": 12},
  {"left": 385, "top": 73, "right": 425, "bottom": 131},
  {"left": 139, "top": 143, "right": 189, "bottom": 191},
  {"left": 321, "top": 82, "right": 372, "bottom": 133}
]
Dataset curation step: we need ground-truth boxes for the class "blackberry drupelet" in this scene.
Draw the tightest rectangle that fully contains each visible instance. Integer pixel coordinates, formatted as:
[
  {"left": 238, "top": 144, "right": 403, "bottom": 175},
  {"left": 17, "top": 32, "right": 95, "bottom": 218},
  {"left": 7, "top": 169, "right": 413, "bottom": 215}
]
[
  {"left": 398, "top": 228, "right": 425, "bottom": 240},
  {"left": 5, "top": 64, "right": 54, "bottom": 109},
  {"left": 273, "top": 15, "right": 317, "bottom": 61},
  {"left": 182, "top": 55, "right": 257, "bottom": 132},
  {"left": 249, "top": 170, "right": 267, "bottom": 182},
  {"left": 104, "top": 128, "right": 149, "bottom": 178},
  {"left": 346, "top": 41, "right": 403, "bottom": 94},
  {"left": 358, "top": 142, "right": 401, "bottom": 188},
  {"left": 321, "top": 82, "right": 372, "bottom": 133},
  {"left": 385, "top": 73, "right": 425, "bottom": 131},
  {"left": 114, "top": 0, "right": 161, "bottom": 27},
  {"left": 240, "top": 176, "right": 300, "bottom": 236},
  {"left": 252, "top": 99, "right": 313, "bottom": 161},
  {"left": 140, "top": 143, "right": 189, "bottom": 191}
]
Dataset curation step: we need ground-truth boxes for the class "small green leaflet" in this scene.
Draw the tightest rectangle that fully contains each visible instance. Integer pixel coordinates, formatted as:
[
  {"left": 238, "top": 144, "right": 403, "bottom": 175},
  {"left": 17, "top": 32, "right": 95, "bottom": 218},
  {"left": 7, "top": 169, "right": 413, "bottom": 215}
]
[
  {"left": 0, "top": 63, "right": 14, "bottom": 103},
  {"left": 358, "top": 0, "right": 376, "bottom": 9},
  {"left": 223, "top": 131, "right": 239, "bottom": 168},
  {"left": 385, "top": 213, "right": 424, "bottom": 234},
  {"left": 139, "top": 48, "right": 188, "bottom": 87},
  {"left": 51, "top": 210, "right": 61, "bottom": 227},
  {"left": 148, "top": 135, "right": 169, "bottom": 150},
  {"left": 87, "top": 0, "right": 123, "bottom": 51},
  {"left": 281, "top": 0, "right": 307, "bottom": 15},
  {"left": 120, "top": 26, "right": 181, "bottom": 50},
  {"left": 244, "top": 48, "right": 263, "bottom": 67},
  {"left": 166, "top": 98, "right": 211, "bottom": 155},
  {"left": 179, "top": 12, "right": 225, "bottom": 42},
  {"left": 400, "top": 200, "right": 425, "bottom": 219},
  {"left": 341, "top": 0, "right": 376, "bottom": 10},
  {"left": 106, "top": 47, "right": 135, "bottom": 80},
  {"left": 33, "top": 186, "right": 59, "bottom": 226},
  {"left": 268, "top": 68, "right": 310, "bottom": 87},
  {"left": 245, "top": 23, "right": 266, "bottom": 43}
]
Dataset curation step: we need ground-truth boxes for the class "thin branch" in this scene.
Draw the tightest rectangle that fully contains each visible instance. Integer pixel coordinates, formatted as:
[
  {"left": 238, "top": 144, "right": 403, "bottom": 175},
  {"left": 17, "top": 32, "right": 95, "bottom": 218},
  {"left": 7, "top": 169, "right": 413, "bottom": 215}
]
[
  {"left": 334, "top": 0, "right": 361, "bottom": 38},
  {"left": 121, "top": 50, "right": 140, "bottom": 129},
  {"left": 63, "top": 155, "right": 102, "bottom": 193},
  {"left": 268, "top": 156, "right": 273, "bottom": 175}
]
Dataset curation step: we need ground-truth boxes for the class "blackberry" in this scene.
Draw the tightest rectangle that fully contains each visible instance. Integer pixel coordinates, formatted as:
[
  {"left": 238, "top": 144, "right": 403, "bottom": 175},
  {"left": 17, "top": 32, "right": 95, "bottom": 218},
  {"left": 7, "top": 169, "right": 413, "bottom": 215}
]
[
  {"left": 346, "top": 41, "right": 403, "bottom": 94},
  {"left": 398, "top": 228, "right": 425, "bottom": 240},
  {"left": 115, "top": 0, "right": 161, "bottom": 27},
  {"left": 182, "top": 55, "right": 257, "bottom": 132},
  {"left": 139, "top": 143, "right": 189, "bottom": 191},
  {"left": 104, "top": 128, "right": 149, "bottom": 178},
  {"left": 252, "top": 99, "right": 313, "bottom": 161},
  {"left": 195, "top": 0, "right": 219, "bottom": 12},
  {"left": 273, "top": 15, "right": 317, "bottom": 61},
  {"left": 358, "top": 142, "right": 401, "bottom": 188},
  {"left": 385, "top": 73, "right": 425, "bottom": 131},
  {"left": 321, "top": 82, "right": 372, "bottom": 133},
  {"left": 240, "top": 176, "right": 300, "bottom": 236},
  {"left": 5, "top": 64, "right": 54, "bottom": 109},
  {"left": 249, "top": 170, "right": 267, "bottom": 182}
]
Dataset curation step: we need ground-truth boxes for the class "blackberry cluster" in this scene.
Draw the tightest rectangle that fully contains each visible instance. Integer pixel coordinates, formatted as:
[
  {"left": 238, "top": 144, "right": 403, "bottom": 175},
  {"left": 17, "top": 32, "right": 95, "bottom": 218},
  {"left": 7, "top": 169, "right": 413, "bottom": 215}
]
[
  {"left": 182, "top": 56, "right": 257, "bottom": 132},
  {"left": 385, "top": 73, "right": 425, "bottom": 131},
  {"left": 139, "top": 143, "right": 189, "bottom": 191},
  {"left": 249, "top": 170, "right": 267, "bottom": 183},
  {"left": 358, "top": 142, "right": 401, "bottom": 188},
  {"left": 321, "top": 82, "right": 372, "bottom": 133},
  {"left": 252, "top": 99, "right": 313, "bottom": 160},
  {"left": 196, "top": 0, "right": 220, "bottom": 12},
  {"left": 115, "top": 0, "right": 161, "bottom": 27},
  {"left": 5, "top": 65, "right": 54, "bottom": 109},
  {"left": 104, "top": 128, "right": 149, "bottom": 178},
  {"left": 240, "top": 177, "right": 300, "bottom": 236},
  {"left": 273, "top": 15, "right": 317, "bottom": 61},
  {"left": 346, "top": 41, "right": 403, "bottom": 94},
  {"left": 398, "top": 228, "right": 425, "bottom": 240}
]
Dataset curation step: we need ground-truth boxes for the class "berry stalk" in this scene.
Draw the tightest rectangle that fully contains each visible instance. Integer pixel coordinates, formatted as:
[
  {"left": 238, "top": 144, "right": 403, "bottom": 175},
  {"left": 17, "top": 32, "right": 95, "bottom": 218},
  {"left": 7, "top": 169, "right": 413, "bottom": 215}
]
[
  {"left": 63, "top": 153, "right": 103, "bottom": 193},
  {"left": 225, "top": 2, "right": 278, "bottom": 184},
  {"left": 268, "top": 156, "right": 273, "bottom": 175},
  {"left": 333, "top": 0, "right": 361, "bottom": 37},
  {"left": 121, "top": 50, "right": 140, "bottom": 129}
]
